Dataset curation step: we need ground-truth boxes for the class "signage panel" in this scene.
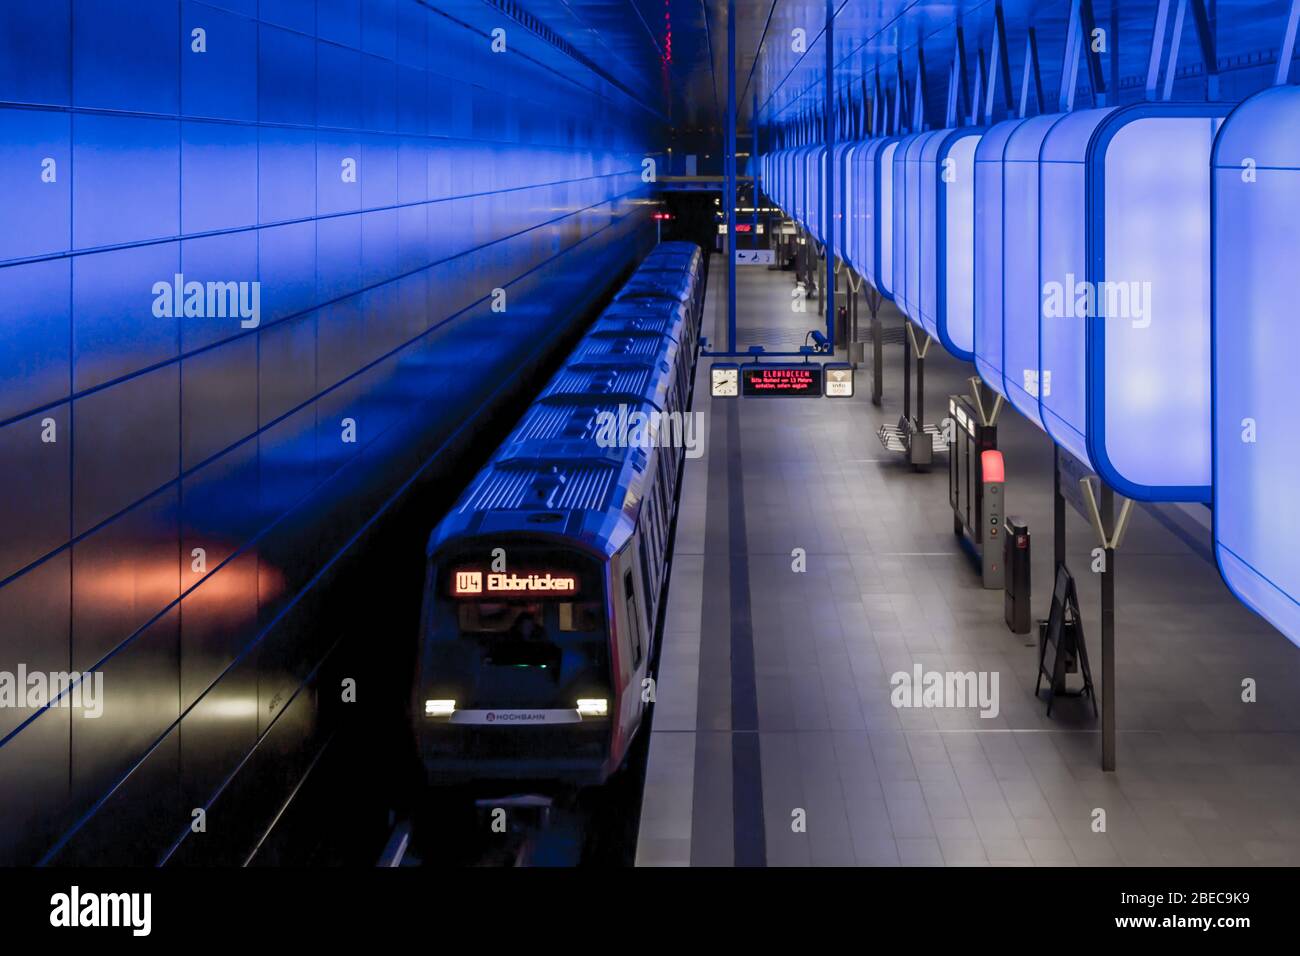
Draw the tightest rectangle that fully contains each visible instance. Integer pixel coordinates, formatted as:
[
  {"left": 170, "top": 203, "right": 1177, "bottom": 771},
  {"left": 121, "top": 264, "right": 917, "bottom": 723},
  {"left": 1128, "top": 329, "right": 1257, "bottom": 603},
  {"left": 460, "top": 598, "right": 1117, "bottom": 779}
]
[
  {"left": 741, "top": 365, "right": 823, "bottom": 397},
  {"left": 451, "top": 570, "right": 578, "bottom": 597}
]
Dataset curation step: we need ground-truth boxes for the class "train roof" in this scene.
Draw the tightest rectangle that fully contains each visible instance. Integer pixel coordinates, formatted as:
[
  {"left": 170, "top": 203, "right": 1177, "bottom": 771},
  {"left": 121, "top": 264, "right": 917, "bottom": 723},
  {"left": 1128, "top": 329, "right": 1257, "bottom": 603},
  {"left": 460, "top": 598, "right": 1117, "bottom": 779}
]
[
  {"left": 600, "top": 297, "right": 688, "bottom": 319},
  {"left": 427, "top": 438, "right": 657, "bottom": 559},
  {"left": 505, "top": 398, "right": 658, "bottom": 446},
  {"left": 647, "top": 241, "right": 701, "bottom": 259},
  {"left": 426, "top": 245, "right": 700, "bottom": 561},
  {"left": 638, "top": 253, "right": 699, "bottom": 271},
  {"left": 572, "top": 330, "right": 678, "bottom": 362},
  {"left": 644, "top": 244, "right": 702, "bottom": 271},
  {"left": 539, "top": 357, "right": 673, "bottom": 409},
  {"left": 590, "top": 312, "right": 684, "bottom": 342},
  {"left": 615, "top": 272, "right": 694, "bottom": 305}
]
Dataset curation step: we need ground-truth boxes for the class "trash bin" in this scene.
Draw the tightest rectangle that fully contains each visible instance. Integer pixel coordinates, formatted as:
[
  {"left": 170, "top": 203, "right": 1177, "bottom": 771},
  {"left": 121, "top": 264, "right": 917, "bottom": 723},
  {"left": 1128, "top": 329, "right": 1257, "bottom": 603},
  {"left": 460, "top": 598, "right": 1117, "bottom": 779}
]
[{"left": 1004, "top": 517, "right": 1031, "bottom": 634}]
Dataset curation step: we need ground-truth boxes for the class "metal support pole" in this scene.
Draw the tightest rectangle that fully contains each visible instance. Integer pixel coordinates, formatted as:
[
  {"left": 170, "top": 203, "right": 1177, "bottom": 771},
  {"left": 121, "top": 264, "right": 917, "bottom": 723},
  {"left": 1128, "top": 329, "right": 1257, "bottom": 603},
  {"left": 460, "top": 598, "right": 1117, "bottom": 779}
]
[
  {"left": 1053, "top": 449, "right": 1063, "bottom": 560},
  {"left": 818, "top": 248, "right": 824, "bottom": 315},
  {"left": 870, "top": 290, "right": 882, "bottom": 406},
  {"left": 834, "top": 261, "right": 842, "bottom": 341},
  {"left": 799, "top": 229, "right": 807, "bottom": 294},
  {"left": 1101, "top": 484, "right": 1117, "bottom": 771},
  {"left": 726, "top": 0, "right": 738, "bottom": 352},
  {"left": 850, "top": 279, "right": 859, "bottom": 355},
  {"left": 916, "top": 345, "right": 925, "bottom": 425},
  {"left": 824, "top": 0, "right": 836, "bottom": 349},
  {"left": 903, "top": 328, "right": 912, "bottom": 421},
  {"left": 978, "top": 380, "right": 997, "bottom": 419}
]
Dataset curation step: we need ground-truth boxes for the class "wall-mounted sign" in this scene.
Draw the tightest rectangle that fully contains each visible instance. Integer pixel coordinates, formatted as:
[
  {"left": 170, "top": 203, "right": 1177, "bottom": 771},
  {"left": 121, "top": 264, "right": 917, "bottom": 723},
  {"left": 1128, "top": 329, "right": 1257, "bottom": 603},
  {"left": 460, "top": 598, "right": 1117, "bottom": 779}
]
[
  {"left": 824, "top": 363, "right": 855, "bottom": 397},
  {"left": 735, "top": 248, "right": 775, "bottom": 265},
  {"left": 741, "top": 365, "right": 823, "bottom": 397}
]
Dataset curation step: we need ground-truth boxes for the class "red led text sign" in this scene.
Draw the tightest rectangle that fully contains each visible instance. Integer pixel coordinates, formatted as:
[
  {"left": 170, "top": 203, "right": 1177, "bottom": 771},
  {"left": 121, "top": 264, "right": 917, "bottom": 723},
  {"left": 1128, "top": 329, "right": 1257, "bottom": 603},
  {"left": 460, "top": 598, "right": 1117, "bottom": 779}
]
[{"left": 741, "top": 365, "right": 824, "bottom": 397}]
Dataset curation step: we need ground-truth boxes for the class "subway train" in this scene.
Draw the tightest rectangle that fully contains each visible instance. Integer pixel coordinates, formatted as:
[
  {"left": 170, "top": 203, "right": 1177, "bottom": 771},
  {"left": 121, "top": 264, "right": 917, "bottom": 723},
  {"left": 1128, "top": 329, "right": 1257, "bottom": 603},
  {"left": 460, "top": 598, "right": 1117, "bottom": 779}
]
[{"left": 411, "top": 243, "right": 706, "bottom": 786}]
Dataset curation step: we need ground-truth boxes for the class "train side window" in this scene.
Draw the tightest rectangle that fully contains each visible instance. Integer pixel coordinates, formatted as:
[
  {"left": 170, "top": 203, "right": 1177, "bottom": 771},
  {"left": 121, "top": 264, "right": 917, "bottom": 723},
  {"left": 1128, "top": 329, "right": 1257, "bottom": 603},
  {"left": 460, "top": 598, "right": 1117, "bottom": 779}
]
[
  {"left": 656, "top": 445, "right": 672, "bottom": 496},
  {"left": 638, "top": 530, "right": 655, "bottom": 625},
  {"left": 656, "top": 468, "right": 671, "bottom": 528},
  {"left": 623, "top": 570, "right": 643, "bottom": 669},
  {"left": 559, "top": 602, "right": 604, "bottom": 632}
]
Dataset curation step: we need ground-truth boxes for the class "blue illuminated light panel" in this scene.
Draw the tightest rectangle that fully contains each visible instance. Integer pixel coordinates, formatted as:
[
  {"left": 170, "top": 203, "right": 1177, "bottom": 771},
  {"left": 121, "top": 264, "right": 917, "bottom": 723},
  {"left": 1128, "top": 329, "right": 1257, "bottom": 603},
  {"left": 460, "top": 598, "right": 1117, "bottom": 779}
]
[{"left": 1212, "top": 84, "right": 1300, "bottom": 646}]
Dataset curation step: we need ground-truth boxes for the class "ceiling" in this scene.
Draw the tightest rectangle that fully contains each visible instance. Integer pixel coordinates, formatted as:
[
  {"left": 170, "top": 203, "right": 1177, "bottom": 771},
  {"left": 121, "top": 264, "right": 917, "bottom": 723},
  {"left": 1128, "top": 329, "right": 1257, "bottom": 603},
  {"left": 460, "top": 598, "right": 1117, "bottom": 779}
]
[{"left": 494, "top": 0, "right": 1300, "bottom": 134}]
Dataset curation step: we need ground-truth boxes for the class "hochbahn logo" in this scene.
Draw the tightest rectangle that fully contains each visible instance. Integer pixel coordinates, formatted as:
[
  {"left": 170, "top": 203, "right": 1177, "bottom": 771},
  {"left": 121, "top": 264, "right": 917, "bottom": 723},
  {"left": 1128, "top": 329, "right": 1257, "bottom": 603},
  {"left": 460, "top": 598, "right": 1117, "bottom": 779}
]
[{"left": 485, "top": 712, "right": 548, "bottom": 723}]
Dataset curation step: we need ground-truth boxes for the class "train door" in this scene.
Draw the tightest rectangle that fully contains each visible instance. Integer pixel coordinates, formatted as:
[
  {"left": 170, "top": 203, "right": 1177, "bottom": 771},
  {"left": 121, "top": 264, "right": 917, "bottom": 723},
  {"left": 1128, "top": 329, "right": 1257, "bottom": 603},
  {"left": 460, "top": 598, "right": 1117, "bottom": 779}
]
[
  {"left": 622, "top": 569, "right": 645, "bottom": 676},
  {"left": 610, "top": 542, "right": 649, "bottom": 760}
]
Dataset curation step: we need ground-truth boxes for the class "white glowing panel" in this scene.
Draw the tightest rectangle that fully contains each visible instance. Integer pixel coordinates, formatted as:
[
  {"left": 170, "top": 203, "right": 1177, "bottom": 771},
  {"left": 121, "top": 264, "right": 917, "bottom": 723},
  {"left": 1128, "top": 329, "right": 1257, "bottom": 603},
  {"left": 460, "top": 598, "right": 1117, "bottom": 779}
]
[
  {"left": 1100, "top": 113, "right": 1221, "bottom": 498},
  {"left": 973, "top": 118, "right": 1028, "bottom": 400},
  {"left": 878, "top": 140, "right": 898, "bottom": 297},
  {"left": 1213, "top": 84, "right": 1300, "bottom": 646},
  {"left": 1000, "top": 114, "right": 1061, "bottom": 431},
  {"left": 923, "top": 130, "right": 982, "bottom": 360},
  {"left": 1037, "top": 104, "right": 1225, "bottom": 501}
]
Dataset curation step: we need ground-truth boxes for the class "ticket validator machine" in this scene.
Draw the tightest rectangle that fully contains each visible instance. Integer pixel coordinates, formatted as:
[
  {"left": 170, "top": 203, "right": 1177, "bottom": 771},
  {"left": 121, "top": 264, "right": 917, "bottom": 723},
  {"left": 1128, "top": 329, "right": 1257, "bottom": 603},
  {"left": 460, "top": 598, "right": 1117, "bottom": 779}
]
[{"left": 949, "top": 384, "right": 1006, "bottom": 589}]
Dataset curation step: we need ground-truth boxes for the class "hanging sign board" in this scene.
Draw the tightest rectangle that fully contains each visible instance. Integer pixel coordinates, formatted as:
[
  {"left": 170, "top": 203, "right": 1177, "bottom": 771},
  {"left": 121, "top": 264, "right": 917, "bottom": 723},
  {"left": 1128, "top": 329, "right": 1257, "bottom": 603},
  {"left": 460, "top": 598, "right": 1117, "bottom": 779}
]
[
  {"left": 741, "top": 365, "right": 823, "bottom": 397},
  {"left": 824, "top": 363, "right": 855, "bottom": 397}
]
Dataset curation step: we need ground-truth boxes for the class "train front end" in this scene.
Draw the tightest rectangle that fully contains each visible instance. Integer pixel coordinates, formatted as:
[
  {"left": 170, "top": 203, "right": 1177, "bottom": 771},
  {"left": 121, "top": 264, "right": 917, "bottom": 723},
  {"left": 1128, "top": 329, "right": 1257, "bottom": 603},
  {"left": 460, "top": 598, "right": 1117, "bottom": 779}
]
[{"left": 415, "top": 537, "right": 620, "bottom": 787}]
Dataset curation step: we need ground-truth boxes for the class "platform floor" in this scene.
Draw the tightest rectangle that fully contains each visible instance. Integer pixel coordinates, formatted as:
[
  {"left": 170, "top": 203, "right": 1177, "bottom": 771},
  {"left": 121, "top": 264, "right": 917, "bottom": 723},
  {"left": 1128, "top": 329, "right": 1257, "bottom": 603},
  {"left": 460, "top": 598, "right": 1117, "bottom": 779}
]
[{"left": 635, "top": 253, "right": 1300, "bottom": 867}]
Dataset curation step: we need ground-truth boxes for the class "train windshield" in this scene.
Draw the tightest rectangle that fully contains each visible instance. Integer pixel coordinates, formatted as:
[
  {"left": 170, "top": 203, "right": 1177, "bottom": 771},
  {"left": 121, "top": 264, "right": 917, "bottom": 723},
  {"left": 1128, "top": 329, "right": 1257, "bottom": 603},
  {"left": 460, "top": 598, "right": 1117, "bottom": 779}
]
[
  {"left": 458, "top": 601, "right": 603, "bottom": 634},
  {"left": 425, "top": 550, "right": 610, "bottom": 710},
  {"left": 459, "top": 602, "right": 543, "bottom": 634}
]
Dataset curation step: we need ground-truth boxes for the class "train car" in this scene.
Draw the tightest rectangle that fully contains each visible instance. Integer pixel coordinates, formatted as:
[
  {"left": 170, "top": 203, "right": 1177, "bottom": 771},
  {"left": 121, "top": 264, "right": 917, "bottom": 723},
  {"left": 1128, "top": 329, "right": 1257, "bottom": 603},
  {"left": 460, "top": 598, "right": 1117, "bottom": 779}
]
[
  {"left": 412, "top": 244, "right": 703, "bottom": 787},
  {"left": 640, "top": 248, "right": 701, "bottom": 273},
  {"left": 596, "top": 298, "right": 695, "bottom": 355},
  {"left": 626, "top": 263, "right": 703, "bottom": 326},
  {"left": 615, "top": 268, "right": 698, "bottom": 322},
  {"left": 573, "top": 329, "right": 688, "bottom": 415},
  {"left": 540, "top": 355, "right": 677, "bottom": 416},
  {"left": 640, "top": 244, "right": 707, "bottom": 326},
  {"left": 640, "top": 247, "right": 704, "bottom": 285},
  {"left": 645, "top": 240, "right": 702, "bottom": 261}
]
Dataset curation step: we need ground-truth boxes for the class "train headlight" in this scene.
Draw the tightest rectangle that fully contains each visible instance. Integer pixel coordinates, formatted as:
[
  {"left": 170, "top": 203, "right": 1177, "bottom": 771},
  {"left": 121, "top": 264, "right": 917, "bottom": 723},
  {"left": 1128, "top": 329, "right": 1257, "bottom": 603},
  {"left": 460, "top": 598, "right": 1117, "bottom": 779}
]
[
  {"left": 576, "top": 698, "right": 608, "bottom": 717},
  {"left": 425, "top": 699, "right": 456, "bottom": 717}
]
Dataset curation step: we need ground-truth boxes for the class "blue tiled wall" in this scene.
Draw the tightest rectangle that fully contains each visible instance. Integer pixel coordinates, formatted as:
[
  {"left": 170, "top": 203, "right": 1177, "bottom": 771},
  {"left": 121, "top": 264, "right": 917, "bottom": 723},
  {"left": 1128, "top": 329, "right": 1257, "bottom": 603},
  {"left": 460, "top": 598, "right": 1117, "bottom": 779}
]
[{"left": 0, "top": 0, "right": 654, "bottom": 864}]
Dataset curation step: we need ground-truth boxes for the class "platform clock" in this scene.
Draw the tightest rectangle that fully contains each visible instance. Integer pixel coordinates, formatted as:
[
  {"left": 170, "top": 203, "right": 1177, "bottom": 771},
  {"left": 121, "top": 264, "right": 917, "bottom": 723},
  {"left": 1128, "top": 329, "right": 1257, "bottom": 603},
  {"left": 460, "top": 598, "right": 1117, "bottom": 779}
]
[{"left": 710, "top": 364, "right": 740, "bottom": 398}]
